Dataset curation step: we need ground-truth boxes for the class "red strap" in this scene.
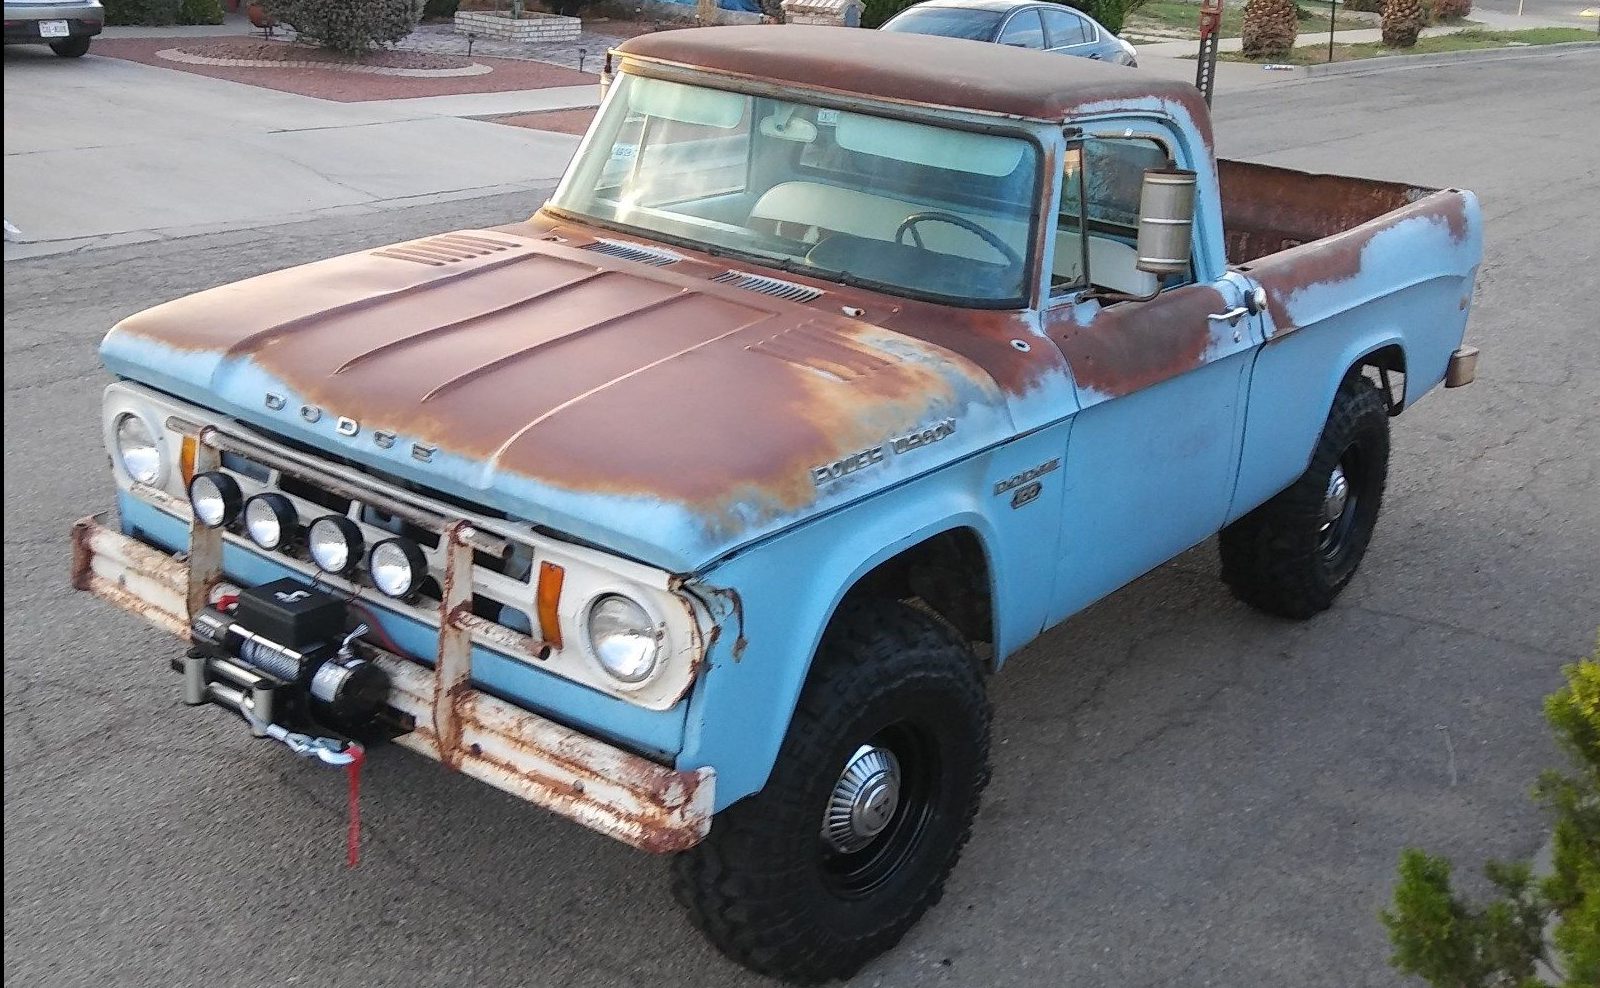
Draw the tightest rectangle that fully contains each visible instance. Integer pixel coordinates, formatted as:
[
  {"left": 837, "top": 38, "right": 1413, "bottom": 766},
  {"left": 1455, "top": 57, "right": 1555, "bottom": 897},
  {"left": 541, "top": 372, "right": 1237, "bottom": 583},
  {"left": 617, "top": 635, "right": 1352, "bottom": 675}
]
[{"left": 345, "top": 743, "right": 365, "bottom": 869}]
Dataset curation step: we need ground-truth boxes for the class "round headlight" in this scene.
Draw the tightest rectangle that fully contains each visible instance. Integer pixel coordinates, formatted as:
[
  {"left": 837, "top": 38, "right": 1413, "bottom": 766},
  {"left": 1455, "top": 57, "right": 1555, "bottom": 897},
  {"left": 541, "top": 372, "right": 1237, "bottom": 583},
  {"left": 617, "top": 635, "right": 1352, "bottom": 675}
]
[
  {"left": 586, "top": 594, "right": 661, "bottom": 685},
  {"left": 243, "top": 493, "right": 297, "bottom": 551},
  {"left": 188, "top": 471, "right": 242, "bottom": 528},
  {"left": 114, "top": 413, "right": 165, "bottom": 487},
  {"left": 308, "top": 516, "right": 363, "bottom": 575},
  {"left": 369, "top": 538, "right": 426, "bottom": 599}
]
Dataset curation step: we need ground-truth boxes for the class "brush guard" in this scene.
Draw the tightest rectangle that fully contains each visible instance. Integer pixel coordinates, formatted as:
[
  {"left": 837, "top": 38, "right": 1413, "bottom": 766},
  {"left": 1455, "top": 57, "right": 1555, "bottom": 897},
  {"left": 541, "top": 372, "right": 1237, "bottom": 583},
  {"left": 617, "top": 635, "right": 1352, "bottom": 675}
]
[{"left": 70, "top": 486, "right": 715, "bottom": 855}]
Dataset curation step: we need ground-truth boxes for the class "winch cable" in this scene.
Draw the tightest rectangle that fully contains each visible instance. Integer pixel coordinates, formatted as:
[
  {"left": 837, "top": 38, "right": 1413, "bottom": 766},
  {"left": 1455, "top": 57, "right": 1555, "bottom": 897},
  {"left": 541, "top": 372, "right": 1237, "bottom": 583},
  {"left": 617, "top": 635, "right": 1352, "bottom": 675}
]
[
  {"left": 345, "top": 743, "right": 365, "bottom": 869},
  {"left": 256, "top": 722, "right": 367, "bottom": 867}
]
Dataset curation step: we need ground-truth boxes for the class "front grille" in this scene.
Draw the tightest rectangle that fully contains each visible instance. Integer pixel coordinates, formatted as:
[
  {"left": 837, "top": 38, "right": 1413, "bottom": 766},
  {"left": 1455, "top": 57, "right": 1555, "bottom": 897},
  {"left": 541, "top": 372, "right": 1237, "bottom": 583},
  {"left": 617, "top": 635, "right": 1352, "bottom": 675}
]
[
  {"left": 711, "top": 270, "right": 824, "bottom": 303},
  {"left": 209, "top": 452, "right": 533, "bottom": 626}
]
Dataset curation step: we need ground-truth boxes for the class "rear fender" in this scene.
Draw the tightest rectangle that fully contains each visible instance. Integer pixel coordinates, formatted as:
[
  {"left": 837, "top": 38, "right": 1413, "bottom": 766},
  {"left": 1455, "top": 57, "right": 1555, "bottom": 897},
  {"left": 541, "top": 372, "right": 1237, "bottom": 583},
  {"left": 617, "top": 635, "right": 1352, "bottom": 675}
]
[{"left": 1229, "top": 190, "right": 1481, "bottom": 521}]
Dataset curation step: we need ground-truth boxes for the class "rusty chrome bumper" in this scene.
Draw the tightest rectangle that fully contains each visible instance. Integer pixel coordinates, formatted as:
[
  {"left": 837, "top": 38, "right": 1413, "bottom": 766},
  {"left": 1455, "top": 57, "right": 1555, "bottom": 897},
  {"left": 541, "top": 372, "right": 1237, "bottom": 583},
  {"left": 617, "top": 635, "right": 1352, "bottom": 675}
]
[
  {"left": 1445, "top": 345, "right": 1479, "bottom": 388},
  {"left": 70, "top": 513, "right": 715, "bottom": 854}
]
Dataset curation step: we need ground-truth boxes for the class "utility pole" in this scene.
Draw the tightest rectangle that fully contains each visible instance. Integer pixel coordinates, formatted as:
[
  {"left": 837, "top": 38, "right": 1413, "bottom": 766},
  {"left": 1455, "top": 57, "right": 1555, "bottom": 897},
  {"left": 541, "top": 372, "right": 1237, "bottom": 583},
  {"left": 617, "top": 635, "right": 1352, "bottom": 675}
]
[{"left": 1328, "top": 0, "right": 1337, "bottom": 62}]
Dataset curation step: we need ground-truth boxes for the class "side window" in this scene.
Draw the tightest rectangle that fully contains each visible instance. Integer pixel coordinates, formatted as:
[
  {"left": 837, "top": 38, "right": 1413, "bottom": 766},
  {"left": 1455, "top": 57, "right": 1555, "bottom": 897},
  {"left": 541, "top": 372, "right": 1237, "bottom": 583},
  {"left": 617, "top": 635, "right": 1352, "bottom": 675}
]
[
  {"left": 1041, "top": 8, "right": 1088, "bottom": 46},
  {"left": 997, "top": 9, "right": 1046, "bottom": 48},
  {"left": 1053, "top": 136, "right": 1188, "bottom": 297}
]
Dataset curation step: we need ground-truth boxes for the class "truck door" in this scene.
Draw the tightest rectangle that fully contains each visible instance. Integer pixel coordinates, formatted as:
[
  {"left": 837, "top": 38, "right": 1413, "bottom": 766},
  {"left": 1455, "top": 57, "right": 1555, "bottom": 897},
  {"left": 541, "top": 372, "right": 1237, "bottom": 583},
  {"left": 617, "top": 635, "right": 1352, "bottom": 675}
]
[{"left": 1040, "top": 133, "right": 1263, "bottom": 624}]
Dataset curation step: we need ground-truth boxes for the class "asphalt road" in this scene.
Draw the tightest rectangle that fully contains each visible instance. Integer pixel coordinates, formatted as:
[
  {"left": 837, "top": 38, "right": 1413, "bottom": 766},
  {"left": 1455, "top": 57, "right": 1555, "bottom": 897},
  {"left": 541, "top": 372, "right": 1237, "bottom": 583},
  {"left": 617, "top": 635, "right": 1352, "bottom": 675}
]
[
  {"left": 6, "top": 50, "right": 1599, "bottom": 988},
  {"left": 1472, "top": 0, "right": 1600, "bottom": 29}
]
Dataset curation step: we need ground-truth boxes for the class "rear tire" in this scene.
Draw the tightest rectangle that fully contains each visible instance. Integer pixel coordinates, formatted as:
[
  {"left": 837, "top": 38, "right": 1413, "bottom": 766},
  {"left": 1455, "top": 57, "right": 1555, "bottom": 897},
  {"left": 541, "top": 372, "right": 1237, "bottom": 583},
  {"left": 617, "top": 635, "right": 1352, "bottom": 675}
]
[
  {"left": 671, "top": 600, "right": 990, "bottom": 984},
  {"left": 50, "top": 37, "right": 92, "bottom": 58},
  {"left": 1220, "top": 374, "right": 1389, "bottom": 619}
]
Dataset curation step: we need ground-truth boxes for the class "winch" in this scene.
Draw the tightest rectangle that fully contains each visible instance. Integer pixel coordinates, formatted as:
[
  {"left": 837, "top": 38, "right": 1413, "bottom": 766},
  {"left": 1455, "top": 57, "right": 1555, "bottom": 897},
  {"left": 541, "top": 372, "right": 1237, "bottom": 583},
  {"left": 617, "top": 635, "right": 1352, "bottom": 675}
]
[{"left": 182, "top": 578, "right": 395, "bottom": 738}]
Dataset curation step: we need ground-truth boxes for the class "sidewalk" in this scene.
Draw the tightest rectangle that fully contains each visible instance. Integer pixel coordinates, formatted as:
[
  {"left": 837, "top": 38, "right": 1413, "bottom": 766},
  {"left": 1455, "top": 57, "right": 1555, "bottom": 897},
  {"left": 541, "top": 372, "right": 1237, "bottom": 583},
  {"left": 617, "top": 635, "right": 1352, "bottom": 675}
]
[
  {"left": 1135, "top": 8, "right": 1583, "bottom": 57},
  {"left": 1137, "top": 22, "right": 1467, "bottom": 57}
]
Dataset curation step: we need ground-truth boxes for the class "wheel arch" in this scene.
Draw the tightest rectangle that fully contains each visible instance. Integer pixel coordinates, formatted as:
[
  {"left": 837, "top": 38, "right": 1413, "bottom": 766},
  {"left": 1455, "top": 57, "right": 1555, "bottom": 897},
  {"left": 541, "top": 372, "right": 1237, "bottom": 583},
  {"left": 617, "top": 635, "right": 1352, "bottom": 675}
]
[
  {"left": 1345, "top": 340, "right": 1408, "bottom": 415},
  {"left": 681, "top": 490, "right": 1008, "bottom": 811}
]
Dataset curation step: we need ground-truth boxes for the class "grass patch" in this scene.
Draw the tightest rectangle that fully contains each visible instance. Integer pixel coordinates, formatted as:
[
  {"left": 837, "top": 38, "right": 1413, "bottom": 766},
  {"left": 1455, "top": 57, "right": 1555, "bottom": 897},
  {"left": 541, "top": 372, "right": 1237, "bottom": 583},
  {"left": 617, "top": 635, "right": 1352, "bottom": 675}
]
[
  {"left": 1125, "top": 0, "right": 1370, "bottom": 40},
  {"left": 1216, "top": 26, "right": 1595, "bottom": 62}
]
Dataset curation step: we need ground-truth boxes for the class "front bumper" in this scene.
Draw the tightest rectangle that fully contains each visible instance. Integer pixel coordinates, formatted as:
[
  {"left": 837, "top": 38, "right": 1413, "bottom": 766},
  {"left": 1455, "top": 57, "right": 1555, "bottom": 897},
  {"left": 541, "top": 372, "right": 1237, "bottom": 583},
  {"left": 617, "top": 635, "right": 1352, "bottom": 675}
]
[{"left": 70, "top": 513, "right": 715, "bottom": 854}]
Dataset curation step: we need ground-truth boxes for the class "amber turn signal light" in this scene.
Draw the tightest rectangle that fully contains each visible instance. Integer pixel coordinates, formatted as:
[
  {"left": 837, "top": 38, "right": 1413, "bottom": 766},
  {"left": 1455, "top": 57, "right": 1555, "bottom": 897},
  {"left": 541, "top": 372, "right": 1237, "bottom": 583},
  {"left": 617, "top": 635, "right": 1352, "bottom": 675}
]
[{"left": 536, "top": 561, "right": 565, "bottom": 650}]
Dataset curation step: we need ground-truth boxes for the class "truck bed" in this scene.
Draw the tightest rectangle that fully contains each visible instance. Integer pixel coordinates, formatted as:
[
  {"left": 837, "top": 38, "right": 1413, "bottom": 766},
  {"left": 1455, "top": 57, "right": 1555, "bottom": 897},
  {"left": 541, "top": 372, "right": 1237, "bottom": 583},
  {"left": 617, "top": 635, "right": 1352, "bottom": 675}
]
[{"left": 1216, "top": 158, "right": 1442, "bottom": 265}]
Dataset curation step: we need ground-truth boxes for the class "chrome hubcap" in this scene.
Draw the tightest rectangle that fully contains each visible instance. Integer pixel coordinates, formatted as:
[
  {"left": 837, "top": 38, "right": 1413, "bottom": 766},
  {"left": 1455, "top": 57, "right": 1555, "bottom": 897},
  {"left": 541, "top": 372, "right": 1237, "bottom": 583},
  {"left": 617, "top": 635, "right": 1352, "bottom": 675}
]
[
  {"left": 1323, "top": 466, "right": 1350, "bottom": 525},
  {"left": 822, "top": 745, "right": 901, "bottom": 854}
]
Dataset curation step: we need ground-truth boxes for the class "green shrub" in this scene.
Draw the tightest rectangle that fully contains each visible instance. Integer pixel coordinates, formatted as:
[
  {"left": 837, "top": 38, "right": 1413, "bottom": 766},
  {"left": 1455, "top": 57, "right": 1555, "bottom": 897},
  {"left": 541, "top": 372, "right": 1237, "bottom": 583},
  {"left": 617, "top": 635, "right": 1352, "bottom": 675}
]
[
  {"left": 422, "top": 0, "right": 459, "bottom": 16},
  {"left": 1381, "top": 645, "right": 1600, "bottom": 988},
  {"left": 1344, "top": 0, "right": 1383, "bottom": 11},
  {"left": 1064, "top": 0, "right": 1128, "bottom": 36},
  {"left": 103, "top": 0, "right": 182, "bottom": 25},
  {"left": 861, "top": 0, "right": 916, "bottom": 28},
  {"left": 178, "top": 0, "right": 225, "bottom": 23},
  {"left": 264, "top": 0, "right": 420, "bottom": 53}
]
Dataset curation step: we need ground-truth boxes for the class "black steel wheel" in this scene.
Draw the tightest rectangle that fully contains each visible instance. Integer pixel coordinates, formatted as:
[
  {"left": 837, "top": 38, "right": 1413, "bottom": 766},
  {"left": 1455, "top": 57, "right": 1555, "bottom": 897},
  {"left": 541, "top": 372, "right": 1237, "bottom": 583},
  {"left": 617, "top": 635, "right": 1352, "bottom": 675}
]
[
  {"left": 671, "top": 600, "right": 990, "bottom": 984},
  {"left": 1220, "top": 374, "right": 1389, "bottom": 619}
]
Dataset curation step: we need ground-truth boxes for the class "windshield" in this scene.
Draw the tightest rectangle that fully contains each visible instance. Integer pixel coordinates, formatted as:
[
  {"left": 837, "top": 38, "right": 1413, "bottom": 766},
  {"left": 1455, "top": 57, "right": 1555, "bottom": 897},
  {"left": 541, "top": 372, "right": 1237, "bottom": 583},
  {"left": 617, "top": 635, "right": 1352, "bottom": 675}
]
[
  {"left": 549, "top": 74, "right": 1041, "bottom": 306},
  {"left": 880, "top": 6, "right": 1005, "bottom": 40}
]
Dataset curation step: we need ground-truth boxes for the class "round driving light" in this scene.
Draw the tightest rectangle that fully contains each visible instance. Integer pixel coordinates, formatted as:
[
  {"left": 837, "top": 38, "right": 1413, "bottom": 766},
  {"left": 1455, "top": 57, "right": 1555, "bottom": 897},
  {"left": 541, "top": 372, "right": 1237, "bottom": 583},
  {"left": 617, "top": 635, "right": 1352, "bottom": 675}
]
[
  {"left": 188, "top": 471, "right": 241, "bottom": 528},
  {"left": 586, "top": 594, "right": 661, "bottom": 685},
  {"left": 114, "top": 413, "right": 165, "bottom": 487},
  {"left": 369, "top": 538, "right": 426, "bottom": 599},
  {"left": 243, "top": 493, "right": 297, "bottom": 551},
  {"left": 308, "top": 516, "right": 363, "bottom": 575}
]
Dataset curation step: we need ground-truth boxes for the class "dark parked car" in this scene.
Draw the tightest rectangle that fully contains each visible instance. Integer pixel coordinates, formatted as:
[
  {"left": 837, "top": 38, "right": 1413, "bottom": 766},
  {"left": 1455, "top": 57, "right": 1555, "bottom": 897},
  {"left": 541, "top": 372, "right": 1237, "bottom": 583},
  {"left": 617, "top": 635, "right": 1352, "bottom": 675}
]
[{"left": 880, "top": 0, "right": 1137, "bottom": 66}]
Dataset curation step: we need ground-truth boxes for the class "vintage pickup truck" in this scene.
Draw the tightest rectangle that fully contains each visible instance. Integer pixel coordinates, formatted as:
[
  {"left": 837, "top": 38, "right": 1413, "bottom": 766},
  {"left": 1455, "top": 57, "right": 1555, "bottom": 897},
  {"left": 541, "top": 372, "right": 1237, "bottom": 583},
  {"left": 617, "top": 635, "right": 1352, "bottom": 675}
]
[{"left": 71, "top": 25, "right": 1482, "bottom": 983}]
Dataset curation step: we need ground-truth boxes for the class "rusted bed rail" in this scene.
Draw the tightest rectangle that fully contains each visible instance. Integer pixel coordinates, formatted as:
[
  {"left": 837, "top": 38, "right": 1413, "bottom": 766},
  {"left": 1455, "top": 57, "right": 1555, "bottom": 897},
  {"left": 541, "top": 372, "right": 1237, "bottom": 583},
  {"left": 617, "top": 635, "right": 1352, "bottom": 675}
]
[{"left": 1217, "top": 158, "right": 1440, "bottom": 266}]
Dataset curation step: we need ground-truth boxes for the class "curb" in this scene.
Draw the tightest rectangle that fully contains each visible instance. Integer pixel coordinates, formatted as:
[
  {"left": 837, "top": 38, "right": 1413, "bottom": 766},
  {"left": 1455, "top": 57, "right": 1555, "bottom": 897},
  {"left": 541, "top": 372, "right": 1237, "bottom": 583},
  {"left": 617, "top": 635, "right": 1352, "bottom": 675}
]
[
  {"left": 1296, "top": 39, "right": 1600, "bottom": 77},
  {"left": 154, "top": 48, "right": 494, "bottom": 78}
]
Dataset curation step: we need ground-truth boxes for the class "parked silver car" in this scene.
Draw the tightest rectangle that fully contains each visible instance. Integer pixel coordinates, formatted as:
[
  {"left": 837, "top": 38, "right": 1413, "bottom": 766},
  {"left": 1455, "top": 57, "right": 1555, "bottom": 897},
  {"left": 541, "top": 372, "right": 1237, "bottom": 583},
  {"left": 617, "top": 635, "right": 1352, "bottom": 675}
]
[
  {"left": 881, "top": 0, "right": 1137, "bottom": 66},
  {"left": 4, "top": 0, "right": 103, "bottom": 57}
]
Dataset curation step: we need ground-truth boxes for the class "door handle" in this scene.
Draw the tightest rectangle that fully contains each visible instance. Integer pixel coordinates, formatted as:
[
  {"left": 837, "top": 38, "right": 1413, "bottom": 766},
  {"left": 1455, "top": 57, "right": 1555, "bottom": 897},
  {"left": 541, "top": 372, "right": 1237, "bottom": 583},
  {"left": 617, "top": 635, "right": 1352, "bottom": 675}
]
[{"left": 1208, "top": 306, "right": 1247, "bottom": 323}]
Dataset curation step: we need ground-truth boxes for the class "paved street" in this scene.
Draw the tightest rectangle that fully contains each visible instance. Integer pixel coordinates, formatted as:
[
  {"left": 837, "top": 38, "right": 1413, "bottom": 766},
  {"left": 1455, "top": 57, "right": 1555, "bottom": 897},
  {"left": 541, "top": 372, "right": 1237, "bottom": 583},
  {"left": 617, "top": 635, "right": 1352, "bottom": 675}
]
[{"left": 5, "top": 45, "right": 1599, "bottom": 988}]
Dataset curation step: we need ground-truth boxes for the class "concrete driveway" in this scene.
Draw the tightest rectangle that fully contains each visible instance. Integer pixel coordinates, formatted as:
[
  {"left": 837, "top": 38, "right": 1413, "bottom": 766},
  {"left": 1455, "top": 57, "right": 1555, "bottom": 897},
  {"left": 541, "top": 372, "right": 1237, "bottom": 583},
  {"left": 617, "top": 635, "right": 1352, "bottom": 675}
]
[
  {"left": 2, "top": 46, "right": 585, "bottom": 256},
  {"left": 4, "top": 45, "right": 1599, "bottom": 988}
]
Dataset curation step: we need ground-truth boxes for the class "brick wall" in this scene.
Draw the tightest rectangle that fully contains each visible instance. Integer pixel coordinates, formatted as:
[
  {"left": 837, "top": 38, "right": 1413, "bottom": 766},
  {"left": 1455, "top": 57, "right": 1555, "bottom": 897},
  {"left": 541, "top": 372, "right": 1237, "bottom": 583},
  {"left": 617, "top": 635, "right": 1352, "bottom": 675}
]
[
  {"left": 779, "top": 0, "right": 863, "bottom": 26},
  {"left": 453, "top": 10, "right": 582, "bottom": 42}
]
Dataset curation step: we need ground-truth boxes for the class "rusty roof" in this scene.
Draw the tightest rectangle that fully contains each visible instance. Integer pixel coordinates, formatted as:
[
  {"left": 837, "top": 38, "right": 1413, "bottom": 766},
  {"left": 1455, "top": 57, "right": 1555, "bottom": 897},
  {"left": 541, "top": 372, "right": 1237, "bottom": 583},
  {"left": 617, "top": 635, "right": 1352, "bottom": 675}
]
[{"left": 616, "top": 25, "right": 1211, "bottom": 128}]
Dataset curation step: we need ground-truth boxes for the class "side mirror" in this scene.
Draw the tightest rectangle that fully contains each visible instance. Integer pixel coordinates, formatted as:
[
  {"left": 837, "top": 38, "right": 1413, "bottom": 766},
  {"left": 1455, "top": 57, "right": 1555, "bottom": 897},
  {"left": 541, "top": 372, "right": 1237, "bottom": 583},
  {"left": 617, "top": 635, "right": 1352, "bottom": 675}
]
[{"left": 1135, "top": 168, "right": 1197, "bottom": 278}]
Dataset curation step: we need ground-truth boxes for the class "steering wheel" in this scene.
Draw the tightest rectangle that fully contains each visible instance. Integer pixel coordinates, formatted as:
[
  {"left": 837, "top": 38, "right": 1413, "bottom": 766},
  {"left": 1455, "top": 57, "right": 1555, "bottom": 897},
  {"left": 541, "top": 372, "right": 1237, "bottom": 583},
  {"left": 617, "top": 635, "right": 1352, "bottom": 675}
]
[{"left": 894, "top": 211, "right": 1022, "bottom": 268}]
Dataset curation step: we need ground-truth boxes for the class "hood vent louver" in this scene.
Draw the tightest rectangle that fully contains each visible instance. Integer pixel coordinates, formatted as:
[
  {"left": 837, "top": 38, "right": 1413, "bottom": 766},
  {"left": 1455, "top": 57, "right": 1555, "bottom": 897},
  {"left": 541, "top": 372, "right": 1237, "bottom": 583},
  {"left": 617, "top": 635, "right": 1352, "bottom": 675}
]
[
  {"left": 372, "top": 233, "right": 520, "bottom": 266},
  {"left": 711, "top": 270, "right": 824, "bottom": 304},
  {"left": 581, "top": 238, "right": 684, "bottom": 266}
]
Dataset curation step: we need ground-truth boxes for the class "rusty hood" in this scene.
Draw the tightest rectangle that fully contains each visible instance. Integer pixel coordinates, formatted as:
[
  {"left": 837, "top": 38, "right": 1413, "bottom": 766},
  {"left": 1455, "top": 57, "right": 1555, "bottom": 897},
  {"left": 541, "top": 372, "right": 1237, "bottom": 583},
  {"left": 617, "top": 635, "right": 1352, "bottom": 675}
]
[{"left": 101, "top": 229, "right": 1022, "bottom": 572}]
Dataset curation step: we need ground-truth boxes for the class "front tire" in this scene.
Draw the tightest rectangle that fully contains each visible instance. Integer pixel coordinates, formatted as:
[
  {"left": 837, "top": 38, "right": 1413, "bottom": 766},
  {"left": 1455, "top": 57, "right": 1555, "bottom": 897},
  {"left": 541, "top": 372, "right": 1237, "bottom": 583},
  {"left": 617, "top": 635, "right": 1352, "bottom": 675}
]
[
  {"left": 1220, "top": 374, "right": 1390, "bottom": 619},
  {"left": 671, "top": 600, "right": 990, "bottom": 984},
  {"left": 50, "top": 37, "right": 92, "bottom": 58}
]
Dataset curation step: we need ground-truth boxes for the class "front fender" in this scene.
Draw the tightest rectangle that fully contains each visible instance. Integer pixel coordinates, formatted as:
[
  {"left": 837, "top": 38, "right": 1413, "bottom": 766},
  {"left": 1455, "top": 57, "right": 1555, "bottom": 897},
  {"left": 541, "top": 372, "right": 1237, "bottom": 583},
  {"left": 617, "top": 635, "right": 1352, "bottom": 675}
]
[{"left": 677, "top": 423, "right": 1071, "bottom": 809}]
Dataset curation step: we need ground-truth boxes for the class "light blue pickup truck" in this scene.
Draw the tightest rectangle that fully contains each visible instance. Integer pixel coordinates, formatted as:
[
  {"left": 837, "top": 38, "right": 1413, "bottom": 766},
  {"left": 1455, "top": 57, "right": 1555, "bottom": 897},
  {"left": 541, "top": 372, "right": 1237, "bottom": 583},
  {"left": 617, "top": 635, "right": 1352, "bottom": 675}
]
[{"left": 72, "top": 25, "right": 1482, "bottom": 983}]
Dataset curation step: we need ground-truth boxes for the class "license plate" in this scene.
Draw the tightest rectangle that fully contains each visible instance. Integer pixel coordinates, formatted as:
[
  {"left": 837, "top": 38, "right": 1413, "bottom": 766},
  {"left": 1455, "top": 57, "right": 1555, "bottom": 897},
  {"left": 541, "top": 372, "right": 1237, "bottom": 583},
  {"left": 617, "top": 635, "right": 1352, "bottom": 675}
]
[{"left": 39, "top": 20, "right": 71, "bottom": 37}]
